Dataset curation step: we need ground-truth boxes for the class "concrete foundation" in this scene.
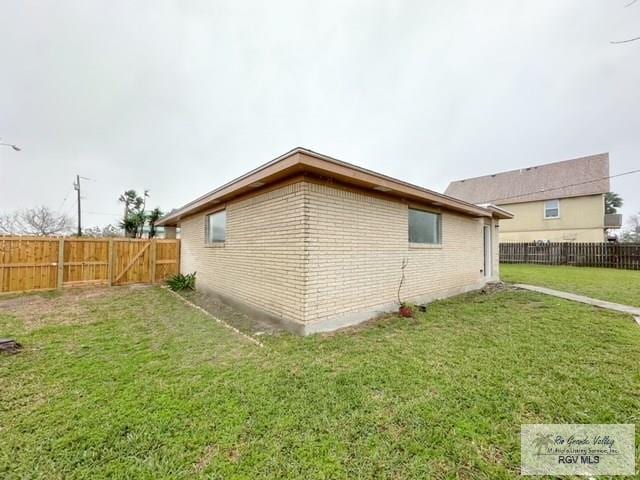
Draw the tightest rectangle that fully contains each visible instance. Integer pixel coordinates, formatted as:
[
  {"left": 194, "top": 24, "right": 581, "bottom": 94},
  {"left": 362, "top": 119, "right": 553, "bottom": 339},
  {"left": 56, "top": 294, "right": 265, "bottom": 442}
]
[{"left": 198, "top": 279, "right": 492, "bottom": 335}]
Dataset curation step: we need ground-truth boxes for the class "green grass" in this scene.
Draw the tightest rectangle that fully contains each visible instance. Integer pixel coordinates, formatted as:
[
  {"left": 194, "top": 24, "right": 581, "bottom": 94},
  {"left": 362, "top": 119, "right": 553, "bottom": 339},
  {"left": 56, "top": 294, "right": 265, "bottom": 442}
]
[
  {"left": 1, "top": 286, "right": 639, "bottom": 479},
  {"left": 501, "top": 264, "right": 640, "bottom": 307}
]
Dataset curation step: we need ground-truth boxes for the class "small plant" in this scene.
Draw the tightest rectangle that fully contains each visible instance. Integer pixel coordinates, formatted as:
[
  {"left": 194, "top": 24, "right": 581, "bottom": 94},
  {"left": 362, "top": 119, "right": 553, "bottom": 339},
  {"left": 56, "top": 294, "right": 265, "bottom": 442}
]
[
  {"left": 397, "top": 257, "right": 415, "bottom": 317},
  {"left": 167, "top": 272, "right": 196, "bottom": 291},
  {"left": 399, "top": 303, "right": 414, "bottom": 318}
]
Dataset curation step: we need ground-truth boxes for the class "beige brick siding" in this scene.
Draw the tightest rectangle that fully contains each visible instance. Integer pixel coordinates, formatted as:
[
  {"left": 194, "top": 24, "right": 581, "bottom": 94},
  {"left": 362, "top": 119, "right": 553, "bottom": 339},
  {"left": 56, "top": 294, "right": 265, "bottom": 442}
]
[
  {"left": 304, "top": 182, "right": 491, "bottom": 323},
  {"left": 179, "top": 182, "right": 307, "bottom": 323},
  {"left": 179, "top": 180, "right": 499, "bottom": 329}
]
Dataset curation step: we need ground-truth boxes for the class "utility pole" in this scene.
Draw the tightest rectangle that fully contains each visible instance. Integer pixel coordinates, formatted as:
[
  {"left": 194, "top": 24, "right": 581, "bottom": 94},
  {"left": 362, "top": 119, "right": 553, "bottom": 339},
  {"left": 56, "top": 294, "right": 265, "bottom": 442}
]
[{"left": 74, "top": 175, "right": 82, "bottom": 236}]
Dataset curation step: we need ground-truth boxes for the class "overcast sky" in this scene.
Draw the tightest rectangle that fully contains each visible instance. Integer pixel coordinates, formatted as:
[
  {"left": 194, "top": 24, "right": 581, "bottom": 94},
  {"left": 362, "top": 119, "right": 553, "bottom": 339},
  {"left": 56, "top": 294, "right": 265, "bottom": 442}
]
[{"left": 1, "top": 1, "right": 639, "bottom": 229}]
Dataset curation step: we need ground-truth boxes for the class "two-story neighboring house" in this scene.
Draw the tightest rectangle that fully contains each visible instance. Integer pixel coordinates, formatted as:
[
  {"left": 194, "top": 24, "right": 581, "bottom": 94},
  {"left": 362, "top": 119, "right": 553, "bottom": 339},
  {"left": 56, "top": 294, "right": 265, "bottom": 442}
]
[{"left": 445, "top": 153, "right": 622, "bottom": 242}]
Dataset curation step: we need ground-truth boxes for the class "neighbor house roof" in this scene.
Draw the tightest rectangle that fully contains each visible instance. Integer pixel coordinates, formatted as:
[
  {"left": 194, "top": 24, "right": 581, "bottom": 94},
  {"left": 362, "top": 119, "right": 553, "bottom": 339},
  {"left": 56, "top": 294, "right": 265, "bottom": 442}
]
[
  {"left": 158, "top": 147, "right": 512, "bottom": 227},
  {"left": 444, "top": 153, "right": 610, "bottom": 205}
]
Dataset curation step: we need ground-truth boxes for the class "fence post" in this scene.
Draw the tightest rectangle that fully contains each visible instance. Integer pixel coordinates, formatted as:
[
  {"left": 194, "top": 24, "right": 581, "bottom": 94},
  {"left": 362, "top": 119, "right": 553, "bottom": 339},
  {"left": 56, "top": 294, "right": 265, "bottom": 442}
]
[
  {"left": 107, "top": 239, "right": 114, "bottom": 286},
  {"left": 57, "top": 237, "right": 65, "bottom": 289},
  {"left": 149, "top": 238, "right": 157, "bottom": 284},
  {"left": 176, "top": 239, "right": 181, "bottom": 275}
]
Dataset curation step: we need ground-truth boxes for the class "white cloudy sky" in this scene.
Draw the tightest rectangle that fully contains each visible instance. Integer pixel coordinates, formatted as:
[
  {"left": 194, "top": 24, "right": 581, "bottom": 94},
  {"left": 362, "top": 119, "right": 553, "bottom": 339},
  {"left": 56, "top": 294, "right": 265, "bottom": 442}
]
[{"left": 1, "top": 1, "right": 639, "bottom": 229}]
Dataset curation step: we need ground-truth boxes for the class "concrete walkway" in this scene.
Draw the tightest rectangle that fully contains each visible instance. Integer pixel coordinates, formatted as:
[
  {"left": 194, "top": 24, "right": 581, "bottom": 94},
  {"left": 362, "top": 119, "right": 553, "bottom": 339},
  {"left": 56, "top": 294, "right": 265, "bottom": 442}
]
[{"left": 514, "top": 284, "right": 640, "bottom": 326}]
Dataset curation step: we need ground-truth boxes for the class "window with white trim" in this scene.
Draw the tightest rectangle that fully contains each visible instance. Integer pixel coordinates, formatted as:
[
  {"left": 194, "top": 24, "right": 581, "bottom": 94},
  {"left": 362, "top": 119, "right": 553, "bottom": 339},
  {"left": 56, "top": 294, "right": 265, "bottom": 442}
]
[
  {"left": 408, "top": 208, "right": 441, "bottom": 244},
  {"left": 206, "top": 210, "right": 226, "bottom": 243},
  {"left": 544, "top": 199, "right": 560, "bottom": 219}
]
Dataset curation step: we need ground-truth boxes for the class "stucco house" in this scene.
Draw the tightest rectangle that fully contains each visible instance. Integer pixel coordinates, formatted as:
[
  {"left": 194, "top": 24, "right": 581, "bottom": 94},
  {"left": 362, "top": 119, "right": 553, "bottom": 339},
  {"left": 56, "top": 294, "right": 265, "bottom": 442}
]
[
  {"left": 445, "top": 153, "right": 621, "bottom": 243},
  {"left": 158, "top": 148, "right": 512, "bottom": 334}
]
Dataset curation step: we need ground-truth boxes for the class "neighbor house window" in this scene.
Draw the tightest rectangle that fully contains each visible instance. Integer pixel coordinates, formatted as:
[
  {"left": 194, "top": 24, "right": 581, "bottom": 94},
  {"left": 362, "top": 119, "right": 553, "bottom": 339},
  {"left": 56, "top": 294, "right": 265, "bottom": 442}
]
[
  {"left": 206, "top": 210, "right": 226, "bottom": 243},
  {"left": 544, "top": 199, "right": 560, "bottom": 219},
  {"left": 408, "top": 208, "right": 441, "bottom": 244}
]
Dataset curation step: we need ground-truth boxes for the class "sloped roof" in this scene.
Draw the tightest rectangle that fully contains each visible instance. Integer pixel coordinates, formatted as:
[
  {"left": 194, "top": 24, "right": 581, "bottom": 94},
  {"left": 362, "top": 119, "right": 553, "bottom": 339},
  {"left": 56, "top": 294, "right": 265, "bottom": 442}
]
[
  {"left": 158, "top": 147, "right": 512, "bottom": 226},
  {"left": 444, "top": 153, "right": 610, "bottom": 205}
]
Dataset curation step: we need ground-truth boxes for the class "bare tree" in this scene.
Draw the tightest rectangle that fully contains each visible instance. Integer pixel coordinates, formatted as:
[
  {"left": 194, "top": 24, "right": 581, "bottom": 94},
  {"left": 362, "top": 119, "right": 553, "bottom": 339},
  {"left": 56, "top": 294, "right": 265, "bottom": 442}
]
[
  {"left": 82, "top": 224, "right": 122, "bottom": 238},
  {"left": 0, "top": 206, "right": 73, "bottom": 236},
  {"left": 619, "top": 212, "right": 640, "bottom": 242}
]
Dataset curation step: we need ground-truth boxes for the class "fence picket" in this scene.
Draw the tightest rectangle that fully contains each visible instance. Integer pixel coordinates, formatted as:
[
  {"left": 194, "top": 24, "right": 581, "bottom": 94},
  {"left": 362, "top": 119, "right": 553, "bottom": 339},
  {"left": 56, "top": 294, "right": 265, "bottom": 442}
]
[
  {"left": 0, "top": 236, "right": 180, "bottom": 294},
  {"left": 500, "top": 242, "right": 640, "bottom": 270}
]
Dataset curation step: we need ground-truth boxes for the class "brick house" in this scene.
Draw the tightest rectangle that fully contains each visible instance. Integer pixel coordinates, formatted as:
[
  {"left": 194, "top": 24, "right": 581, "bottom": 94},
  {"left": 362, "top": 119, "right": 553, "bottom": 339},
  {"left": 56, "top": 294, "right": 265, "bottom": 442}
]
[{"left": 157, "top": 148, "right": 512, "bottom": 334}]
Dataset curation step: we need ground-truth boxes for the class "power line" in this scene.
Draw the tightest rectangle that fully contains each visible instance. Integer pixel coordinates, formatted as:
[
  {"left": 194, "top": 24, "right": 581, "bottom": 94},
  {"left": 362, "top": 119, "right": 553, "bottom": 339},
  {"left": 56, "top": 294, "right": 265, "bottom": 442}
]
[
  {"left": 57, "top": 188, "right": 74, "bottom": 213},
  {"left": 61, "top": 196, "right": 77, "bottom": 217},
  {"left": 0, "top": 137, "right": 20, "bottom": 151},
  {"left": 611, "top": 36, "right": 640, "bottom": 44},
  {"left": 484, "top": 168, "right": 640, "bottom": 204}
]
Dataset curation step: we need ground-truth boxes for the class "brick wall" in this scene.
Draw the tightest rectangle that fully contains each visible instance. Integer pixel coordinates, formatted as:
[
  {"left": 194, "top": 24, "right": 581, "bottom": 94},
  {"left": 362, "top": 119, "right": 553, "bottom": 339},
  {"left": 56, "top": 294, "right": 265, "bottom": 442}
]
[
  {"left": 179, "top": 180, "right": 499, "bottom": 331},
  {"left": 304, "top": 182, "right": 491, "bottom": 324},
  {"left": 180, "top": 182, "right": 307, "bottom": 323}
]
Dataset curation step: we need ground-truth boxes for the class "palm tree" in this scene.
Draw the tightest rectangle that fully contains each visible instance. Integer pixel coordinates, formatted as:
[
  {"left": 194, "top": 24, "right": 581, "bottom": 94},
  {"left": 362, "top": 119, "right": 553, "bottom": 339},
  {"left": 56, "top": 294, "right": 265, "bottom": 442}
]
[
  {"left": 120, "top": 214, "right": 141, "bottom": 238},
  {"left": 147, "top": 207, "right": 163, "bottom": 239},
  {"left": 118, "top": 190, "right": 147, "bottom": 237},
  {"left": 605, "top": 192, "right": 623, "bottom": 214},
  {"left": 119, "top": 190, "right": 141, "bottom": 236}
]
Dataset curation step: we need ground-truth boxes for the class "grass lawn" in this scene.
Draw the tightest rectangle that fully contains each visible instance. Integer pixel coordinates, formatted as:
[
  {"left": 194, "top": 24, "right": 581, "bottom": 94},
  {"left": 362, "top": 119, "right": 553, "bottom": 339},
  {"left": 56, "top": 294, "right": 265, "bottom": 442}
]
[
  {"left": 1, "top": 286, "right": 639, "bottom": 479},
  {"left": 500, "top": 264, "right": 640, "bottom": 307}
]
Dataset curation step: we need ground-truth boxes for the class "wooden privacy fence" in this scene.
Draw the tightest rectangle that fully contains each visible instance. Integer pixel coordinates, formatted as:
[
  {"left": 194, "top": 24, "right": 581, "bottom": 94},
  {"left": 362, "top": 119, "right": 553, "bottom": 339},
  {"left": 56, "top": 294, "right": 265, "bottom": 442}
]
[
  {"left": 500, "top": 242, "right": 640, "bottom": 270},
  {"left": 0, "top": 237, "right": 180, "bottom": 294}
]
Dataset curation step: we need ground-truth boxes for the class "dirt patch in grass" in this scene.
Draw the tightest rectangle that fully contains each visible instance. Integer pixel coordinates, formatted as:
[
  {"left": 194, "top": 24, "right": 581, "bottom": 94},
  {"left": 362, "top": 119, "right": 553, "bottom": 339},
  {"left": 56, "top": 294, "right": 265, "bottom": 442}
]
[
  {"left": 0, "top": 286, "right": 151, "bottom": 331},
  {"left": 478, "top": 281, "right": 515, "bottom": 295},
  {"left": 182, "top": 283, "right": 517, "bottom": 339},
  {"left": 193, "top": 445, "right": 218, "bottom": 474},
  {"left": 180, "top": 289, "right": 285, "bottom": 336}
]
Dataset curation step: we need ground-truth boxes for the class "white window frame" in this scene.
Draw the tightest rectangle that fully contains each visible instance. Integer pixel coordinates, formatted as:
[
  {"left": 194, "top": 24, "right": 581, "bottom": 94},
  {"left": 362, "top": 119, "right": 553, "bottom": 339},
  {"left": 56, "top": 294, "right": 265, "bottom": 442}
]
[
  {"left": 544, "top": 199, "right": 560, "bottom": 219},
  {"left": 205, "top": 209, "right": 227, "bottom": 244}
]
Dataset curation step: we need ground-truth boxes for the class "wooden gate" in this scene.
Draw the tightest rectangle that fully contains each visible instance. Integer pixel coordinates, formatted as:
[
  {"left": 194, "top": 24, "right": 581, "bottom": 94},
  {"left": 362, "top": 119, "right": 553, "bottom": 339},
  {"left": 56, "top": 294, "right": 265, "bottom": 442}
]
[
  {"left": 112, "top": 240, "right": 152, "bottom": 285},
  {"left": 0, "top": 236, "right": 180, "bottom": 293}
]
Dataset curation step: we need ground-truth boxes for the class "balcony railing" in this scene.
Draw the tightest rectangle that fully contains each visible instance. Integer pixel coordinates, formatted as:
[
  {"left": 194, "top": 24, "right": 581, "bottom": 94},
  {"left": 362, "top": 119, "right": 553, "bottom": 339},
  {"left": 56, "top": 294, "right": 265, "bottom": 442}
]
[{"left": 604, "top": 213, "right": 622, "bottom": 228}]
